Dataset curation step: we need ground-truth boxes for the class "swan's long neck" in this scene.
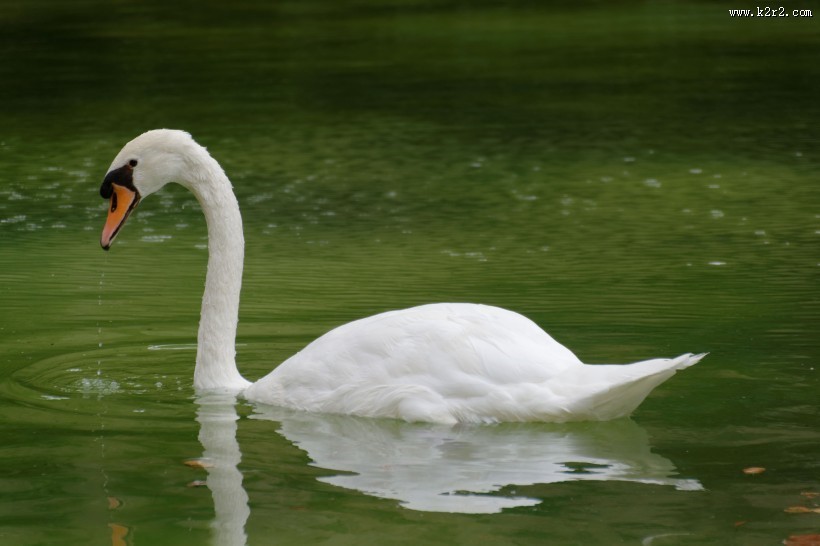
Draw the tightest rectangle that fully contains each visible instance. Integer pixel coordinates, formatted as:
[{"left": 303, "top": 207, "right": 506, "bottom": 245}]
[{"left": 182, "top": 149, "right": 251, "bottom": 391}]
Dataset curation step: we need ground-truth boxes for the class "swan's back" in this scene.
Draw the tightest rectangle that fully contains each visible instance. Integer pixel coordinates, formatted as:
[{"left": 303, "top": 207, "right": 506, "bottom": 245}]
[{"left": 244, "top": 303, "right": 704, "bottom": 424}]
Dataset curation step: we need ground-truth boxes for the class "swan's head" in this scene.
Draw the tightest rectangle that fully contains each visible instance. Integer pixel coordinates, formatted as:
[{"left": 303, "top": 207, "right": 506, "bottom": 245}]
[{"left": 99, "top": 129, "right": 199, "bottom": 250}]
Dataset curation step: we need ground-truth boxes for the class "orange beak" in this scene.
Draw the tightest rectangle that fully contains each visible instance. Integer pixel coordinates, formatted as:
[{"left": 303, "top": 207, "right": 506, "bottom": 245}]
[{"left": 101, "top": 184, "right": 140, "bottom": 250}]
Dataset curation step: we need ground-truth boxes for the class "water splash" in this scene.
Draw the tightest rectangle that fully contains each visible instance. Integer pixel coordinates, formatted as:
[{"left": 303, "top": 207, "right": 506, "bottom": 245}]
[{"left": 78, "top": 377, "right": 121, "bottom": 397}]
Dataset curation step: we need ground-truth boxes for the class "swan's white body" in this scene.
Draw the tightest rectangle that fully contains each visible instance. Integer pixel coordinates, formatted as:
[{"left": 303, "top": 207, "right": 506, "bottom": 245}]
[{"left": 100, "top": 129, "right": 705, "bottom": 424}]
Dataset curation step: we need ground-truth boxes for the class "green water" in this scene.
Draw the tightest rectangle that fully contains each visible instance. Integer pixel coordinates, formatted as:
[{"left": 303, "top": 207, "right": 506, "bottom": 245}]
[{"left": 1, "top": 1, "right": 818, "bottom": 544}]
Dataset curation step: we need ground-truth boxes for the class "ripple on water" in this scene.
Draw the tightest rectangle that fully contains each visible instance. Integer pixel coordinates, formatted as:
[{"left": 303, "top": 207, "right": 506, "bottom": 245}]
[{"left": 2, "top": 345, "right": 194, "bottom": 419}]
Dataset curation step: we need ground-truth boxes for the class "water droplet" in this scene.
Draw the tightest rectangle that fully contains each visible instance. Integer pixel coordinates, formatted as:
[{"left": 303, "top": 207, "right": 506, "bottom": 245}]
[{"left": 141, "top": 234, "right": 173, "bottom": 243}]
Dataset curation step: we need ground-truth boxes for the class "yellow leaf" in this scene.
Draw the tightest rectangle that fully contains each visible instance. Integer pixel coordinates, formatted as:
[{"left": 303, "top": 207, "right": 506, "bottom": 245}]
[
  {"left": 109, "top": 523, "right": 129, "bottom": 546},
  {"left": 784, "top": 506, "right": 812, "bottom": 513},
  {"left": 784, "top": 534, "right": 820, "bottom": 546},
  {"left": 183, "top": 458, "right": 213, "bottom": 469}
]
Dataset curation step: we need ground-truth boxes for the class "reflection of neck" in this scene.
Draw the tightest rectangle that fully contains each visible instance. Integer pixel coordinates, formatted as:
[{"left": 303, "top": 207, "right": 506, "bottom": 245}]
[
  {"left": 195, "top": 392, "right": 249, "bottom": 546},
  {"left": 182, "top": 149, "right": 250, "bottom": 391}
]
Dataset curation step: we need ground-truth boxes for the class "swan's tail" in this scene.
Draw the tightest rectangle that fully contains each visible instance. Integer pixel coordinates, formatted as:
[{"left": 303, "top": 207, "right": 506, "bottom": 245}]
[
  {"left": 564, "top": 352, "right": 707, "bottom": 421},
  {"left": 668, "top": 352, "right": 708, "bottom": 370}
]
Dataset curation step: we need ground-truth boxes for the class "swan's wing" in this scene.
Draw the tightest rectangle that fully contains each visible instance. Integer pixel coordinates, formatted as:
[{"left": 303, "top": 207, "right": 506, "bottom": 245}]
[
  {"left": 244, "top": 304, "right": 704, "bottom": 423},
  {"left": 244, "top": 303, "right": 583, "bottom": 422}
]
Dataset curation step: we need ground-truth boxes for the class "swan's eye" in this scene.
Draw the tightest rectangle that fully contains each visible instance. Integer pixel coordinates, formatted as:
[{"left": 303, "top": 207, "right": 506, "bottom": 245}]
[{"left": 129, "top": 159, "right": 138, "bottom": 168}]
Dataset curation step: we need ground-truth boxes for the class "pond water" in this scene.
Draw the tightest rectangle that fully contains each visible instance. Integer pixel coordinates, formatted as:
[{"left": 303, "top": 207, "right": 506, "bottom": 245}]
[{"left": 1, "top": 1, "right": 818, "bottom": 545}]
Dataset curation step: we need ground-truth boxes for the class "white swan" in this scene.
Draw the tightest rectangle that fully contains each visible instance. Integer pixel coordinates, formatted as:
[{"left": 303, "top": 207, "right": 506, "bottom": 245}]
[{"left": 99, "top": 129, "right": 705, "bottom": 424}]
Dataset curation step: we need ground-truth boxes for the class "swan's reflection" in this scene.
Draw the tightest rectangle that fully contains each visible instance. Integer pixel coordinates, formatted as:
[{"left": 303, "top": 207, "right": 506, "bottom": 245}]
[
  {"left": 193, "top": 393, "right": 702, "bottom": 540},
  {"left": 251, "top": 406, "right": 702, "bottom": 514},
  {"left": 195, "top": 392, "right": 249, "bottom": 546}
]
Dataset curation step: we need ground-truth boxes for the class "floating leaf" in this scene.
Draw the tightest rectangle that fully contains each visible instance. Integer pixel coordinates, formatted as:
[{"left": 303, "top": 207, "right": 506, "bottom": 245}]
[
  {"left": 742, "top": 467, "right": 766, "bottom": 475},
  {"left": 107, "top": 496, "right": 122, "bottom": 510},
  {"left": 183, "top": 458, "right": 213, "bottom": 469},
  {"left": 801, "top": 492, "right": 819, "bottom": 499},
  {"left": 784, "top": 534, "right": 820, "bottom": 546},
  {"left": 784, "top": 506, "right": 813, "bottom": 514},
  {"left": 187, "top": 480, "right": 207, "bottom": 488},
  {"left": 109, "top": 523, "right": 129, "bottom": 546}
]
